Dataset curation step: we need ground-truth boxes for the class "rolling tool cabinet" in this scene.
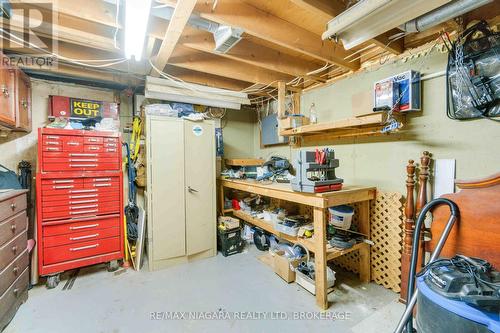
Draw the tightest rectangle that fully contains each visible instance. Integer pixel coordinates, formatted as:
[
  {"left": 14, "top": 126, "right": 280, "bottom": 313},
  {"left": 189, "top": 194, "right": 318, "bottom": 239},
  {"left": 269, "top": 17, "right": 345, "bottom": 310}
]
[{"left": 36, "top": 128, "right": 124, "bottom": 288}]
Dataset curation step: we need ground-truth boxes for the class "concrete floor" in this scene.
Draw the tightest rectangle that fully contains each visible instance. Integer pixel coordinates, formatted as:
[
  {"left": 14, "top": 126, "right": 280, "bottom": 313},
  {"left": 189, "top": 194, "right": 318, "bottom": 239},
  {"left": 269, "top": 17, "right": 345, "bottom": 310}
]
[{"left": 6, "top": 247, "right": 404, "bottom": 333}]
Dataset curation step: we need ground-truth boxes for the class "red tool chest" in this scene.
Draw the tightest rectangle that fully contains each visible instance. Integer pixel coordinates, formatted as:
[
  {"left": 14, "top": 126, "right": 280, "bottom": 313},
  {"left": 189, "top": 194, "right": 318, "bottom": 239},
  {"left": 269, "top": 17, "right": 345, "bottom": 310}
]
[{"left": 36, "top": 128, "right": 124, "bottom": 284}]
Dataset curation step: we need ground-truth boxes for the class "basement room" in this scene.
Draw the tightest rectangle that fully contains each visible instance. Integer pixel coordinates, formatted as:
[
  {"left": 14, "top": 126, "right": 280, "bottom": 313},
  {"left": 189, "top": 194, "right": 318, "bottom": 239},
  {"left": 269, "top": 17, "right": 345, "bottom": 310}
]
[{"left": 0, "top": 0, "right": 499, "bottom": 332}]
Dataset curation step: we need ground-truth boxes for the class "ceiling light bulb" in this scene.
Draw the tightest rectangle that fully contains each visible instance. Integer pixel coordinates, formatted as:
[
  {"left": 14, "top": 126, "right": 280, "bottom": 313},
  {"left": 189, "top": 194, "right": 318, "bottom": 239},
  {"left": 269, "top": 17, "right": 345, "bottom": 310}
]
[{"left": 125, "top": 0, "right": 152, "bottom": 61}]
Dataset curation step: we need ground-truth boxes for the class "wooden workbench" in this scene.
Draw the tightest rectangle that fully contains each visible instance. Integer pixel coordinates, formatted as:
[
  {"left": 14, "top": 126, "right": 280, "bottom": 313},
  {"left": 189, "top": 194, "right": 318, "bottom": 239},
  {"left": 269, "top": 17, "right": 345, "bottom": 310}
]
[{"left": 219, "top": 178, "right": 376, "bottom": 310}]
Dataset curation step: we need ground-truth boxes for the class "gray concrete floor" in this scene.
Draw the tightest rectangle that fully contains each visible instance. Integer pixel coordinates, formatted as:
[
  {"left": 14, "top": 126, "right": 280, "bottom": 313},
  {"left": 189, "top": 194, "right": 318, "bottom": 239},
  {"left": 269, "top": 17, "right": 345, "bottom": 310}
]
[{"left": 6, "top": 247, "right": 404, "bottom": 333}]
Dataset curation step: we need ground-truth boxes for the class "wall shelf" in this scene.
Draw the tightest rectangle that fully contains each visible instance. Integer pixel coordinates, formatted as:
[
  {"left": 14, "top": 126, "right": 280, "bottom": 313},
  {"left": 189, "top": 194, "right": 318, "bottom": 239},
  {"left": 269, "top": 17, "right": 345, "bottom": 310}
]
[
  {"left": 279, "top": 113, "right": 405, "bottom": 140},
  {"left": 225, "top": 158, "right": 265, "bottom": 166}
]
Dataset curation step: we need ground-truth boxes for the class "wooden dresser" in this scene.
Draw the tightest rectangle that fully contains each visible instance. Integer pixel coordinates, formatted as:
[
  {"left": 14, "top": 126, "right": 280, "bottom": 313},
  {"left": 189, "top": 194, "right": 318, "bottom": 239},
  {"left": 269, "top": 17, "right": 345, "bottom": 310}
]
[{"left": 0, "top": 189, "right": 29, "bottom": 331}]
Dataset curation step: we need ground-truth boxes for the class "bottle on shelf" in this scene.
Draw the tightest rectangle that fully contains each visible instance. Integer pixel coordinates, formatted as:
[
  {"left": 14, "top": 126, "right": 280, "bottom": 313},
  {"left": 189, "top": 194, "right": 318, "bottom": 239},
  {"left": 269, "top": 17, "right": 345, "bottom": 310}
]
[{"left": 309, "top": 103, "right": 317, "bottom": 124}]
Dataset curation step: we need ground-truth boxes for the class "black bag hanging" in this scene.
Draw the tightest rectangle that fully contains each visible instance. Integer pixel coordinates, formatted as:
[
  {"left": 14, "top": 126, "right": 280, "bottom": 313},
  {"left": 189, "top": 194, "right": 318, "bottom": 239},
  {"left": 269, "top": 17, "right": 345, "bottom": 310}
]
[
  {"left": 446, "top": 21, "right": 500, "bottom": 120},
  {"left": 0, "top": 164, "right": 22, "bottom": 190}
]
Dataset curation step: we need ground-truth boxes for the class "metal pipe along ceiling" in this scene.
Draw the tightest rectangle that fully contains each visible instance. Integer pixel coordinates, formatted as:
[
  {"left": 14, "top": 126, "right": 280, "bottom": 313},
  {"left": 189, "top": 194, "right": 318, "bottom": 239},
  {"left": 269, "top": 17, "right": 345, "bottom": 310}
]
[{"left": 400, "top": 0, "right": 494, "bottom": 33}]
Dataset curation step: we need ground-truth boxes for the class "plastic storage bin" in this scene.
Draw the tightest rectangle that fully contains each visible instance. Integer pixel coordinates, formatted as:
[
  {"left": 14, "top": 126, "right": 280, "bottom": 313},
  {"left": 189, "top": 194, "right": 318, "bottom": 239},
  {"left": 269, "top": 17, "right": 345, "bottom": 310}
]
[{"left": 218, "top": 227, "right": 245, "bottom": 257}]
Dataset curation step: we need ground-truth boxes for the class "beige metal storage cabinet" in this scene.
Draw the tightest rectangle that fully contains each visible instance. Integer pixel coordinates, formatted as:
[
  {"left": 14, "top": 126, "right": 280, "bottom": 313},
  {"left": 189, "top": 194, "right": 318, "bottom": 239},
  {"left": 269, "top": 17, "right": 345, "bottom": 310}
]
[{"left": 145, "top": 116, "right": 216, "bottom": 271}]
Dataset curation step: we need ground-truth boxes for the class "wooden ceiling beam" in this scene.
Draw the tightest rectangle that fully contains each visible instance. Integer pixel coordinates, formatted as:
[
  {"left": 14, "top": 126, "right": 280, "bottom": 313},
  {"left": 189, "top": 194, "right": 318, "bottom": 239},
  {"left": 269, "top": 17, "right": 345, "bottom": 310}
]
[
  {"left": 163, "top": 65, "right": 253, "bottom": 91},
  {"left": 179, "top": 27, "right": 326, "bottom": 81},
  {"left": 168, "top": 45, "right": 295, "bottom": 86},
  {"left": 159, "top": 0, "right": 359, "bottom": 71},
  {"left": 290, "top": 0, "right": 404, "bottom": 55},
  {"left": 151, "top": 0, "right": 197, "bottom": 76}
]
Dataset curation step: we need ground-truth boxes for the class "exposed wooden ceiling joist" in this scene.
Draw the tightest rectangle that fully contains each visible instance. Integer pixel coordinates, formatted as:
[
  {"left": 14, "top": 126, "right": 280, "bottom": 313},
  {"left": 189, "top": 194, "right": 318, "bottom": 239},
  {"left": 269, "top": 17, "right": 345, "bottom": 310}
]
[
  {"left": 179, "top": 27, "right": 327, "bottom": 82},
  {"left": 163, "top": 65, "right": 252, "bottom": 91},
  {"left": 159, "top": 0, "right": 360, "bottom": 71},
  {"left": 151, "top": 0, "right": 197, "bottom": 76},
  {"left": 169, "top": 45, "right": 295, "bottom": 86}
]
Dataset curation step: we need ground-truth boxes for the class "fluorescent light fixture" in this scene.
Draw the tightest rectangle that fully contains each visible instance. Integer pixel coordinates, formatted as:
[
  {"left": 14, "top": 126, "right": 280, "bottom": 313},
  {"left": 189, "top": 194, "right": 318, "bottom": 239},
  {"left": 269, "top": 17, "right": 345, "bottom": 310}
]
[
  {"left": 145, "top": 76, "right": 251, "bottom": 110},
  {"left": 125, "top": 0, "right": 152, "bottom": 61},
  {"left": 322, "top": 0, "right": 451, "bottom": 50}
]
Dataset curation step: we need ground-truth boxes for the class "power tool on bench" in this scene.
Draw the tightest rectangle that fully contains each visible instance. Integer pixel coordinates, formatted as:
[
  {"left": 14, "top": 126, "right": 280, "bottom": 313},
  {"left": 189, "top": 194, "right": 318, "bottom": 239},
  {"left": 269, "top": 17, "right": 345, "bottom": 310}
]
[{"left": 291, "top": 148, "right": 343, "bottom": 193}]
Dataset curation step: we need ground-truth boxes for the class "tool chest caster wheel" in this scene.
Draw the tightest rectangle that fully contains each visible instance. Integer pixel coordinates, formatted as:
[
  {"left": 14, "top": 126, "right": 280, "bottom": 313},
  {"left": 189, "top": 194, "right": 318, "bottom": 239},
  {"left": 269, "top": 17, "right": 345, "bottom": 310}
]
[
  {"left": 106, "top": 260, "right": 120, "bottom": 272},
  {"left": 46, "top": 275, "right": 60, "bottom": 289}
]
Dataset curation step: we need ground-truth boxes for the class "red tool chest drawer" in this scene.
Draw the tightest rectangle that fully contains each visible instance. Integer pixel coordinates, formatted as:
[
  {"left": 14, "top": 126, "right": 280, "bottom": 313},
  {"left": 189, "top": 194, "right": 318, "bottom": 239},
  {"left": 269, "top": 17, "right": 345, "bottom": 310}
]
[
  {"left": 42, "top": 214, "right": 121, "bottom": 236},
  {"left": 36, "top": 128, "right": 124, "bottom": 277},
  {"left": 43, "top": 236, "right": 121, "bottom": 265},
  {"left": 43, "top": 226, "right": 120, "bottom": 248}
]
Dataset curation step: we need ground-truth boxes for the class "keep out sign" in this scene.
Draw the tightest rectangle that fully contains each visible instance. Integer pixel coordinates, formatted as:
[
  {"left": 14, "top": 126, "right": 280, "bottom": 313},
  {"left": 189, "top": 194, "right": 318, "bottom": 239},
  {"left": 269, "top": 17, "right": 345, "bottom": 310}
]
[{"left": 70, "top": 98, "right": 103, "bottom": 118}]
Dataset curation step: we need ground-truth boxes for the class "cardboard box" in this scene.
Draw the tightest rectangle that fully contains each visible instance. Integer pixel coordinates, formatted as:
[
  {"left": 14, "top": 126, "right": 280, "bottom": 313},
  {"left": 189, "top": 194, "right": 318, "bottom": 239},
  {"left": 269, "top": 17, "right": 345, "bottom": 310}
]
[
  {"left": 278, "top": 115, "right": 310, "bottom": 130},
  {"left": 273, "top": 251, "right": 301, "bottom": 283},
  {"left": 218, "top": 216, "right": 240, "bottom": 230}
]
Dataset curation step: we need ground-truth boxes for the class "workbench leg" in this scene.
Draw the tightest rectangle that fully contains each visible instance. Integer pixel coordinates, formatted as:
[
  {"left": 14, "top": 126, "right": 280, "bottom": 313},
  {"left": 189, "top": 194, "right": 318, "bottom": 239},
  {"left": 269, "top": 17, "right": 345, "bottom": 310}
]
[
  {"left": 313, "top": 207, "right": 328, "bottom": 310},
  {"left": 358, "top": 201, "right": 371, "bottom": 283},
  {"left": 359, "top": 244, "right": 371, "bottom": 283}
]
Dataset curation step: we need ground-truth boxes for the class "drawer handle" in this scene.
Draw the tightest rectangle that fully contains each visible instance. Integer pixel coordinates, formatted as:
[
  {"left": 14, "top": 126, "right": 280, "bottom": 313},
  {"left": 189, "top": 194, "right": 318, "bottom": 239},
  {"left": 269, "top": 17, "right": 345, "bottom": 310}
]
[
  {"left": 46, "top": 141, "right": 60, "bottom": 145},
  {"left": 1, "top": 85, "right": 9, "bottom": 97},
  {"left": 21, "top": 98, "right": 28, "bottom": 110},
  {"left": 13, "top": 266, "right": 19, "bottom": 275},
  {"left": 69, "top": 223, "right": 99, "bottom": 230},
  {"left": 53, "top": 185, "right": 74, "bottom": 189},
  {"left": 70, "top": 209, "right": 98, "bottom": 215},
  {"left": 107, "top": 149, "right": 117, "bottom": 152},
  {"left": 70, "top": 153, "right": 97, "bottom": 157},
  {"left": 70, "top": 244, "right": 99, "bottom": 251},
  {"left": 47, "top": 136, "right": 60, "bottom": 139},
  {"left": 10, "top": 203, "right": 16, "bottom": 210},
  {"left": 70, "top": 194, "right": 98, "bottom": 199},
  {"left": 67, "top": 142, "right": 80, "bottom": 146},
  {"left": 70, "top": 189, "right": 97, "bottom": 193},
  {"left": 53, "top": 180, "right": 74, "bottom": 184},
  {"left": 70, "top": 164, "right": 97, "bottom": 167},
  {"left": 93, "top": 178, "right": 111, "bottom": 182},
  {"left": 12, "top": 245, "right": 17, "bottom": 253},
  {"left": 94, "top": 183, "right": 111, "bottom": 187},
  {"left": 88, "top": 138, "right": 98, "bottom": 142},
  {"left": 70, "top": 159, "right": 98, "bottom": 162},
  {"left": 47, "top": 147, "right": 59, "bottom": 151},
  {"left": 105, "top": 144, "right": 116, "bottom": 147},
  {"left": 88, "top": 147, "right": 99, "bottom": 150},
  {"left": 70, "top": 199, "right": 98, "bottom": 204},
  {"left": 70, "top": 204, "right": 98, "bottom": 210},
  {"left": 10, "top": 224, "right": 16, "bottom": 232},
  {"left": 70, "top": 233, "right": 99, "bottom": 241}
]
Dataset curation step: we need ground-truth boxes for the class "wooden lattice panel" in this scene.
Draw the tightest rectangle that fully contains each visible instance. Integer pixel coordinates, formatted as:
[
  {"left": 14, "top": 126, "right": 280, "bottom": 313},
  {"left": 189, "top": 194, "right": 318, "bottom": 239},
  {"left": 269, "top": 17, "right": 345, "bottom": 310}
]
[{"left": 370, "top": 191, "right": 404, "bottom": 292}]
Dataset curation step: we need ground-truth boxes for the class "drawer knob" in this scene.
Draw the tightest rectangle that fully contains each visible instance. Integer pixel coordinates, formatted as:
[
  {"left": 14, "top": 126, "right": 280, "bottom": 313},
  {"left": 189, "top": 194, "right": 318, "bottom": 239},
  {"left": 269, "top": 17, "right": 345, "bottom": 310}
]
[
  {"left": 10, "top": 224, "right": 16, "bottom": 232},
  {"left": 13, "top": 266, "right": 18, "bottom": 275},
  {"left": 10, "top": 203, "right": 16, "bottom": 210},
  {"left": 12, "top": 245, "right": 17, "bottom": 253},
  {"left": 13, "top": 288, "right": 19, "bottom": 296}
]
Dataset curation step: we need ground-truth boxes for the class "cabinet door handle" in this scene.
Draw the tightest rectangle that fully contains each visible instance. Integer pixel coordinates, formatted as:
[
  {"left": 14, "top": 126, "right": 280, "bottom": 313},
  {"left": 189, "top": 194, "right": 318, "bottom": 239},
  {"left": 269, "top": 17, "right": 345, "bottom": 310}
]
[
  {"left": 21, "top": 98, "right": 28, "bottom": 110},
  {"left": 69, "top": 244, "right": 99, "bottom": 251},
  {"left": 188, "top": 186, "right": 198, "bottom": 193},
  {"left": 70, "top": 233, "right": 99, "bottom": 241},
  {"left": 69, "top": 223, "right": 99, "bottom": 230}
]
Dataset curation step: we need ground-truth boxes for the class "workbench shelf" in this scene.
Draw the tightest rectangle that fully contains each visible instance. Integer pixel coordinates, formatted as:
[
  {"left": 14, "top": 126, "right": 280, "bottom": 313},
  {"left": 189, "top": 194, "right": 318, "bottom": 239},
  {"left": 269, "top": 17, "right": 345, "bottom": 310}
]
[
  {"left": 219, "top": 178, "right": 375, "bottom": 310},
  {"left": 233, "top": 210, "right": 367, "bottom": 261}
]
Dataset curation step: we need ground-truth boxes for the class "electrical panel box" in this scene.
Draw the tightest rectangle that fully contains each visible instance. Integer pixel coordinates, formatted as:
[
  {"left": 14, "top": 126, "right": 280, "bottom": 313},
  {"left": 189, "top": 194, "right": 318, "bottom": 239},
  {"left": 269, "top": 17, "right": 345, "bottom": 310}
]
[
  {"left": 374, "top": 70, "right": 421, "bottom": 112},
  {"left": 261, "top": 114, "right": 288, "bottom": 146}
]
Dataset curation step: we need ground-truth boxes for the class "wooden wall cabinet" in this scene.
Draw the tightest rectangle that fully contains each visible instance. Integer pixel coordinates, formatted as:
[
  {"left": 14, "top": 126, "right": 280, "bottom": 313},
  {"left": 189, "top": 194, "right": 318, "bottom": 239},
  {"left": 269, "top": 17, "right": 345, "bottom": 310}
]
[{"left": 0, "top": 52, "right": 32, "bottom": 132}]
